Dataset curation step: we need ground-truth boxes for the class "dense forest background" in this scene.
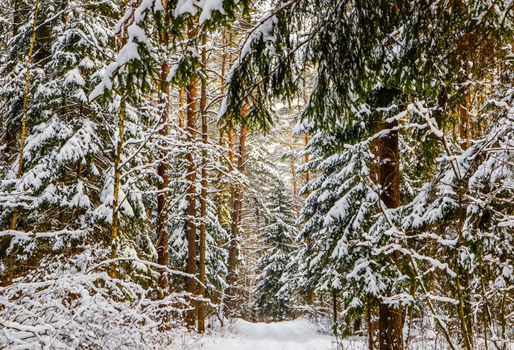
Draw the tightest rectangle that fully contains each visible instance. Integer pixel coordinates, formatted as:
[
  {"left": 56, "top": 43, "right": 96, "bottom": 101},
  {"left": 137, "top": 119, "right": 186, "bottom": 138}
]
[{"left": 0, "top": 1, "right": 512, "bottom": 349}]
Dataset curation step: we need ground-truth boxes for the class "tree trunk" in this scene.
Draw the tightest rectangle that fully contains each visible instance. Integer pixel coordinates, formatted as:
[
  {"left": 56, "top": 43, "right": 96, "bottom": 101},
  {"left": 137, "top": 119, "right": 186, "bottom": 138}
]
[
  {"left": 197, "top": 33, "right": 208, "bottom": 333},
  {"left": 215, "top": 30, "right": 228, "bottom": 225},
  {"left": 459, "top": 92, "right": 471, "bottom": 150},
  {"left": 456, "top": 94, "right": 474, "bottom": 350},
  {"left": 10, "top": 0, "right": 41, "bottom": 230},
  {"left": 108, "top": 5, "right": 136, "bottom": 277},
  {"left": 366, "top": 297, "right": 375, "bottom": 350},
  {"left": 156, "top": 60, "right": 170, "bottom": 287},
  {"left": 226, "top": 126, "right": 236, "bottom": 314},
  {"left": 290, "top": 158, "right": 299, "bottom": 216},
  {"left": 155, "top": 0, "right": 171, "bottom": 288},
  {"left": 110, "top": 95, "right": 126, "bottom": 276},
  {"left": 332, "top": 290, "right": 338, "bottom": 337},
  {"left": 379, "top": 303, "right": 404, "bottom": 350},
  {"left": 304, "top": 135, "right": 314, "bottom": 306},
  {"left": 226, "top": 106, "right": 248, "bottom": 316},
  {"left": 236, "top": 119, "right": 248, "bottom": 230},
  {"left": 178, "top": 87, "right": 185, "bottom": 128},
  {"left": 185, "top": 24, "right": 199, "bottom": 329},
  {"left": 378, "top": 119, "right": 404, "bottom": 350}
]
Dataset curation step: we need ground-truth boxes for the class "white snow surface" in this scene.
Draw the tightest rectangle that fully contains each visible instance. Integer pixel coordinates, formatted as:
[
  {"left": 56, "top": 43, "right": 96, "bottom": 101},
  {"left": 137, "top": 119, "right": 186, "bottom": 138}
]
[{"left": 186, "top": 319, "right": 365, "bottom": 350}]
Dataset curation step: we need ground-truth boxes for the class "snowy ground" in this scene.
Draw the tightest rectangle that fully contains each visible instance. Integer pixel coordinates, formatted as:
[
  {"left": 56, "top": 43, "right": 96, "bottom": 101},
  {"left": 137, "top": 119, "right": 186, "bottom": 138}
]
[{"left": 178, "top": 319, "right": 366, "bottom": 350}]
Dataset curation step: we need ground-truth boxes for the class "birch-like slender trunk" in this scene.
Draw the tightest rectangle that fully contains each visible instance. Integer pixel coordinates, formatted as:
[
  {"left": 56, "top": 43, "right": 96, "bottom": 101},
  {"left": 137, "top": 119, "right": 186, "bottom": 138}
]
[
  {"left": 10, "top": 0, "right": 41, "bottom": 230},
  {"left": 197, "top": 33, "right": 208, "bottom": 333},
  {"left": 456, "top": 91, "right": 474, "bottom": 350},
  {"left": 226, "top": 126, "right": 236, "bottom": 314},
  {"left": 110, "top": 95, "right": 126, "bottom": 276}
]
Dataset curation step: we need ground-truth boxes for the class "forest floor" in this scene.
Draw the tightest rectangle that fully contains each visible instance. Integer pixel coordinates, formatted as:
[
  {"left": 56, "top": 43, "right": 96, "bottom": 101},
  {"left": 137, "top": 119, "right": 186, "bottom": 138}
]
[{"left": 183, "top": 318, "right": 367, "bottom": 350}]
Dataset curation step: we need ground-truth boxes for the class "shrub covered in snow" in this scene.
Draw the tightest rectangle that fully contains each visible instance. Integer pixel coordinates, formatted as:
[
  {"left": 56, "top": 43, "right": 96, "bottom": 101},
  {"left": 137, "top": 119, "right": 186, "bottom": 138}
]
[{"left": 0, "top": 241, "right": 194, "bottom": 349}]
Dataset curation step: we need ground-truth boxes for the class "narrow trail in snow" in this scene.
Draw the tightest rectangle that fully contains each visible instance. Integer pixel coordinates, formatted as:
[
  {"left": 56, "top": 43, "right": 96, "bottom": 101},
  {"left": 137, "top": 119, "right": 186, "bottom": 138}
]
[{"left": 192, "top": 319, "right": 366, "bottom": 350}]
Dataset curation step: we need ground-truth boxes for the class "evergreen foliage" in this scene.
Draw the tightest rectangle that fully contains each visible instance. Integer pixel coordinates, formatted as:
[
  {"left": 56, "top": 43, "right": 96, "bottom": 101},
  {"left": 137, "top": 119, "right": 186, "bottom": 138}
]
[
  {"left": 254, "top": 181, "right": 298, "bottom": 320},
  {"left": 0, "top": 0, "right": 512, "bottom": 348}
]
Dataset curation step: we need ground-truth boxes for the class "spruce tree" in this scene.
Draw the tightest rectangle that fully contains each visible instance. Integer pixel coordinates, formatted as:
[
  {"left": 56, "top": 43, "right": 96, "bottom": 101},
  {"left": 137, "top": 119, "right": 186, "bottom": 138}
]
[
  {"left": 254, "top": 182, "right": 298, "bottom": 321},
  {"left": 220, "top": 1, "right": 513, "bottom": 348}
]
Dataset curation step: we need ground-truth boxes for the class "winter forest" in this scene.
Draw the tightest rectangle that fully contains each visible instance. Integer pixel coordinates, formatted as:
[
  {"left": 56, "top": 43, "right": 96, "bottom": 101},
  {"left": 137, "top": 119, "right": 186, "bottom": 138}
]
[{"left": 0, "top": 0, "right": 512, "bottom": 349}]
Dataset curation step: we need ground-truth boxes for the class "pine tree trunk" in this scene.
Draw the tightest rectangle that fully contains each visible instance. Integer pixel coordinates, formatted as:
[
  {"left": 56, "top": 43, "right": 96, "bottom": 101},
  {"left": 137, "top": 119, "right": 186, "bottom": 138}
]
[
  {"left": 197, "top": 34, "right": 208, "bottom": 333},
  {"left": 226, "top": 126, "right": 236, "bottom": 314},
  {"left": 332, "top": 290, "right": 338, "bottom": 337},
  {"left": 155, "top": 0, "right": 171, "bottom": 288},
  {"left": 304, "top": 134, "right": 314, "bottom": 305},
  {"left": 156, "top": 60, "right": 170, "bottom": 287},
  {"left": 290, "top": 158, "right": 299, "bottom": 216},
  {"left": 108, "top": 6, "right": 136, "bottom": 276},
  {"left": 456, "top": 94, "right": 474, "bottom": 350},
  {"left": 456, "top": 207, "right": 474, "bottom": 350},
  {"left": 185, "top": 25, "right": 199, "bottom": 329},
  {"left": 10, "top": 0, "right": 41, "bottom": 230},
  {"left": 236, "top": 118, "right": 248, "bottom": 229},
  {"left": 366, "top": 297, "right": 375, "bottom": 350},
  {"left": 216, "top": 29, "right": 229, "bottom": 227},
  {"left": 178, "top": 87, "right": 185, "bottom": 128},
  {"left": 226, "top": 106, "right": 248, "bottom": 316},
  {"left": 379, "top": 303, "right": 404, "bottom": 350},
  {"left": 459, "top": 92, "right": 471, "bottom": 150},
  {"left": 110, "top": 95, "right": 126, "bottom": 275},
  {"left": 378, "top": 119, "right": 404, "bottom": 350}
]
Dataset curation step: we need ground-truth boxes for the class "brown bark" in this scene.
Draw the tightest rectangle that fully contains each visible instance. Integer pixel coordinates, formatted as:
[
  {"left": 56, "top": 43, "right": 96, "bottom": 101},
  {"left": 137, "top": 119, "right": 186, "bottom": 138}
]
[
  {"left": 456, "top": 205, "right": 474, "bottom": 350},
  {"left": 457, "top": 91, "right": 474, "bottom": 349},
  {"left": 184, "top": 25, "right": 199, "bottom": 329},
  {"left": 227, "top": 126, "right": 235, "bottom": 286},
  {"left": 155, "top": 0, "right": 171, "bottom": 288},
  {"left": 226, "top": 106, "right": 248, "bottom": 316},
  {"left": 366, "top": 297, "right": 375, "bottom": 350},
  {"left": 378, "top": 119, "right": 404, "bottom": 350},
  {"left": 456, "top": 260, "right": 474, "bottom": 350},
  {"left": 379, "top": 303, "right": 404, "bottom": 350},
  {"left": 178, "top": 87, "right": 185, "bottom": 128},
  {"left": 197, "top": 34, "right": 208, "bottom": 333},
  {"left": 291, "top": 159, "right": 300, "bottom": 217},
  {"left": 303, "top": 134, "right": 310, "bottom": 186},
  {"left": 156, "top": 60, "right": 170, "bottom": 287},
  {"left": 226, "top": 126, "right": 237, "bottom": 314},
  {"left": 354, "top": 318, "right": 362, "bottom": 335},
  {"left": 459, "top": 93, "right": 471, "bottom": 150}
]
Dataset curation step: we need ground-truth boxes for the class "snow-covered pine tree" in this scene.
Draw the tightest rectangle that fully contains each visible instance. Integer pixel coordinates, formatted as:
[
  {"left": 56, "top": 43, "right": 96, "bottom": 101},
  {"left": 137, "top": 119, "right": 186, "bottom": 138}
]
[
  {"left": 165, "top": 137, "right": 229, "bottom": 296},
  {"left": 220, "top": 1, "right": 513, "bottom": 348},
  {"left": 89, "top": 0, "right": 167, "bottom": 273},
  {"left": 403, "top": 52, "right": 514, "bottom": 350},
  {"left": 0, "top": 0, "right": 124, "bottom": 279},
  {"left": 254, "top": 179, "right": 299, "bottom": 321}
]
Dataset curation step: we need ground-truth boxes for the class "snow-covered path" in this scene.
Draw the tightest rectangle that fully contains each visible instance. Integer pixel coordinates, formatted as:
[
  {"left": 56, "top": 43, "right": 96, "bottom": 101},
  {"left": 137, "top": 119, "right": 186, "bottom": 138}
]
[{"left": 189, "top": 319, "right": 366, "bottom": 350}]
